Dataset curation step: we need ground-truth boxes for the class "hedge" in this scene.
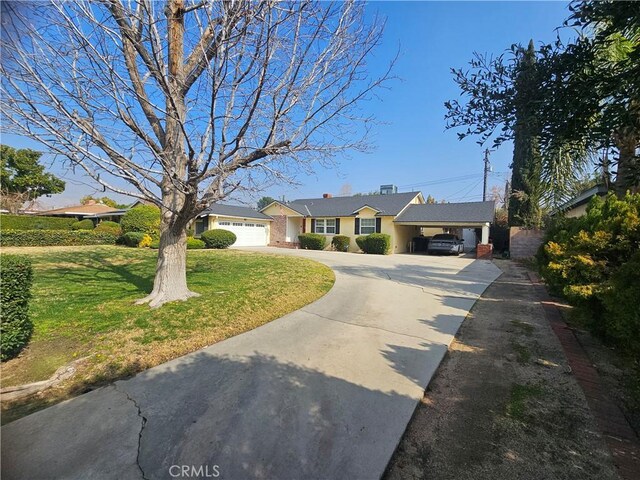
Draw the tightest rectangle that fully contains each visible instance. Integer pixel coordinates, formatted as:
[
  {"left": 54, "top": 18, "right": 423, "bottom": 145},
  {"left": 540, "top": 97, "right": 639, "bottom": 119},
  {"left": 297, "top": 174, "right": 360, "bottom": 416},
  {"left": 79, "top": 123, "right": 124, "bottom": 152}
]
[
  {"left": 71, "top": 219, "right": 95, "bottom": 230},
  {"left": 0, "top": 229, "right": 118, "bottom": 247},
  {"left": 298, "top": 233, "right": 326, "bottom": 250},
  {"left": 149, "top": 237, "right": 205, "bottom": 249},
  {"left": 0, "top": 214, "right": 75, "bottom": 231},
  {"left": 121, "top": 231, "right": 146, "bottom": 247},
  {"left": 201, "top": 229, "right": 237, "bottom": 249},
  {"left": 187, "top": 237, "right": 205, "bottom": 249},
  {"left": 357, "top": 233, "right": 391, "bottom": 254},
  {"left": 331, "top": 235, "right": 350, "bottom": 252},
  {"left": 95, "top": 221, "right": 122, "bottom": 236},
  {"left": 1, "top": 255, "right": 33, "bottom": 361},
  {"left": 120, "top": 205, "right": 160, "bottom": 236}
]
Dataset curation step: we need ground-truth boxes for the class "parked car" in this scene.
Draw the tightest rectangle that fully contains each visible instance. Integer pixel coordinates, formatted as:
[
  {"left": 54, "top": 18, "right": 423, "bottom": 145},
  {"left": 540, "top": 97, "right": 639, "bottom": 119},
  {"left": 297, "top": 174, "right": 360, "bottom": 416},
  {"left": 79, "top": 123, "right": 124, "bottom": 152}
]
[{"left": 427, "top": 234, "right": 464, "bottom": 255}]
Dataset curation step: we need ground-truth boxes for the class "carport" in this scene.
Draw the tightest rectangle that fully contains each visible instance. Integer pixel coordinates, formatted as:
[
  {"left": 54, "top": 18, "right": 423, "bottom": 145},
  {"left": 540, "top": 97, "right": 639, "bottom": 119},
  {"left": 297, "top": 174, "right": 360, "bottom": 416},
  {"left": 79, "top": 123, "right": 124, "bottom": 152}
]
[{"left": 394, "top": 201, "right": 495, "bottom": 251}]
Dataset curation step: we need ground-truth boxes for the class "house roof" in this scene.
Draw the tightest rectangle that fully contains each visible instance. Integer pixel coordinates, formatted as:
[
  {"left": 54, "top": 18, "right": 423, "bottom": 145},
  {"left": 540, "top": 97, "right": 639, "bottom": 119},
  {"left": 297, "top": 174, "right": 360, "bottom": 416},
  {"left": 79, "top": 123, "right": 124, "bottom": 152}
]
[
  {"left": 38, "top": 203, "right": 120, "bottom": 216},
  {"left": 395, "top": 201, "right": 495, "bottom": 224},
  {"left": 282, "top": 192, "right": 421, "bottom": 217},
  {"left": 555, "top": 184, "right": 608, "bottom": 213},
  {"left": 201, "top": 203, "right": 272, "bottom": 221}
]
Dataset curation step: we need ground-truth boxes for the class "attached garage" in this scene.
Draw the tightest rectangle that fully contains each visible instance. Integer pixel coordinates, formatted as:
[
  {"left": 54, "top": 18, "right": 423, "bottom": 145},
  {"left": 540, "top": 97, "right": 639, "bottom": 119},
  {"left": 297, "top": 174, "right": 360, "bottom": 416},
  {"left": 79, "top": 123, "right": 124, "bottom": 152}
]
[
  {"left": 195, "top": 204, "right": 272, "bottom": 247},
  {"left": 217, "top": 220, "right": 269, "bottom": 247}
]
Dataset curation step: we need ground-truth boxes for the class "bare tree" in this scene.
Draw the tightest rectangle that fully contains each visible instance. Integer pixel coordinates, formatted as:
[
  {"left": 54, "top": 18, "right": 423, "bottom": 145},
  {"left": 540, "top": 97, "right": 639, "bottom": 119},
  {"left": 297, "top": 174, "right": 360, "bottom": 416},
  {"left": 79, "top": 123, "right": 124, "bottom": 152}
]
[{"left": 1, "top": 0, "right": 392, "bottom": 307}]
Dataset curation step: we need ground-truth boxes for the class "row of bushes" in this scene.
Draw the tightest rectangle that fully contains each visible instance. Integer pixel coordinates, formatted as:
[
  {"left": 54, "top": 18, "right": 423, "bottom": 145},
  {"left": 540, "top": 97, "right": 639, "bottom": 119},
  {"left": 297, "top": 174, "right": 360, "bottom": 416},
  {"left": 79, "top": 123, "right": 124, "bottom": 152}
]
[
  {"left": 0, "top": 229, "right": 118, "bottom": 247},
  {"left": 0, "top": 214, "right": 76, "bottom": 231},
  {"left": 298, "top": 233, "right": 391, "bottom": 254},
  {"left": 1, "top": 255, "right": 33, "bottom": 361},
  {"left": 536, "top": 192, "right": 640, "bottom": 357},
  {"left": 121, "top": 229, "right": 236, "bottom": 250}
]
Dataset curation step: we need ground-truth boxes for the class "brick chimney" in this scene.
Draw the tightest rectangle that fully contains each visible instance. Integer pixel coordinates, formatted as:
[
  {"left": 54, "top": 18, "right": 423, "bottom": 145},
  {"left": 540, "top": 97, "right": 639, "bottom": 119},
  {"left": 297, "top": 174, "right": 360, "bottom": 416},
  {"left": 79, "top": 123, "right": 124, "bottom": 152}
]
[{"left": 322, "top": 193, "right": 332, "bottom": 198}]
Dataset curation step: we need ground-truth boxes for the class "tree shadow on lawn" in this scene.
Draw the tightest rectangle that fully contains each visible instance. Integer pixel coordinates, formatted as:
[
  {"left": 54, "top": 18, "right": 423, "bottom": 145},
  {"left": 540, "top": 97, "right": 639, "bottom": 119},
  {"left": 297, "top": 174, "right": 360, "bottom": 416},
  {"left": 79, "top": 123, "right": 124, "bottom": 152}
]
[{"left": 40, "top": 249, "right": 154, "bottom": 299}]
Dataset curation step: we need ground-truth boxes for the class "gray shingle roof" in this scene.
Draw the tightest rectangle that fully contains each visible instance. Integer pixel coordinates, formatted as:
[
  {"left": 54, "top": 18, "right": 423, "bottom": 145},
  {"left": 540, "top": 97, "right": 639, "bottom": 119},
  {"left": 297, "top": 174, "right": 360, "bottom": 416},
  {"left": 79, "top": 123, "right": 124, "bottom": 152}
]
[
  {"left": 394, "top": 201, "right": 495, "bottom": 224},
  {"left": 284, "top": 192, "right": 420, "bottom": 217},
  {"left": 201, "top": 204, "right": 272, "bottom": 221}
]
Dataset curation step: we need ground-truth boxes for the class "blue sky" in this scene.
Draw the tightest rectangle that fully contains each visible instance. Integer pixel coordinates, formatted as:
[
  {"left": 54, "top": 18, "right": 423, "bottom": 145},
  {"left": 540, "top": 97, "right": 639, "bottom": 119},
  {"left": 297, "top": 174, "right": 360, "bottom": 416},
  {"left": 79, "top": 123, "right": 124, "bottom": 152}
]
[{"left": 3, "top": 1, "right": 573, "bottom": 208}]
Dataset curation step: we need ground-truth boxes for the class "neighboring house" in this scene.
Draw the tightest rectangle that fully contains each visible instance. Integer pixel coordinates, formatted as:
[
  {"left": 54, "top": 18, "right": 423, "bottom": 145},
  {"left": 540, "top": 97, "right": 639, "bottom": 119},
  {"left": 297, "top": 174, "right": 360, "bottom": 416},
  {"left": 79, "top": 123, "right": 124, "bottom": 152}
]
[
  {"left": 37, "top": 202, "right": 121, "bottom": 222},
  {"left": 554, "top": 184, "right": 608, "bottom": 218},
  {"left": 195, "top": 204, "right": 272, "bottom": 247},
  {"left": 261, "top": 189, "right": 495, "bottom": 254}
]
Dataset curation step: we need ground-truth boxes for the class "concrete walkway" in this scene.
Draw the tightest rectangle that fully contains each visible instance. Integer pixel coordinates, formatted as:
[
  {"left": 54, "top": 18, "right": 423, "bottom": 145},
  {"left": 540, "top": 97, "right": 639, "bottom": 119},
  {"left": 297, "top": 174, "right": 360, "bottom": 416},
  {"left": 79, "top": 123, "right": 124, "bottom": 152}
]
[{"left": 2, "top": 248, "right": 500, "bottom": 480}]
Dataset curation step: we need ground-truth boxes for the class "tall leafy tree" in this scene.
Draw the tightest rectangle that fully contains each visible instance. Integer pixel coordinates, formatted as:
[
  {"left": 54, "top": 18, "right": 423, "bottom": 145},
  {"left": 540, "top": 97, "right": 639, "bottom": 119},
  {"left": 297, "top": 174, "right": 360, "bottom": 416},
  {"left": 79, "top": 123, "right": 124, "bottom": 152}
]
[
  {"left": 256, "top": 196, "right": 276, "bottom": 210},
  {"left": 539, "top": 1, "right": 640, "bottom": 195},
  {"left": 0, "top": 145, "right": 65, "bottom": 212},
  {"left": 509, "top": 41, "right": 543, "bottom": 227},
  {"left": 445, "top": 41, "right": 550, "bottom": 226}
]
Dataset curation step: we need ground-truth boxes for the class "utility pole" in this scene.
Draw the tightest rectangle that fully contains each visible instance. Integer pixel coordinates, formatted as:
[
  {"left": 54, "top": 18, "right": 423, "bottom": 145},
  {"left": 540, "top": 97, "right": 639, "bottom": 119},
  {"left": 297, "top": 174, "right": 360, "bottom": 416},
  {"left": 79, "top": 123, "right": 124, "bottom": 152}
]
[
  {"left": 482, "top": 148, "right": 491, "bottom": 201},
  {"left": 504, "top": 179, "right": 510, "bottom": 211}
]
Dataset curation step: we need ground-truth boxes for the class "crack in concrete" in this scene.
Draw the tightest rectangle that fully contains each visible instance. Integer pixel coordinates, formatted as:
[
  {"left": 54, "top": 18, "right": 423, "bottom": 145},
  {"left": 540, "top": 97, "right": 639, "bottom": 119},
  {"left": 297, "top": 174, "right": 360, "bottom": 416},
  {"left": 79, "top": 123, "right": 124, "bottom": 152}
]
[
  {"left": 112, "top": 385, "right": 149, "bottom": 480},
  {"left": 300, "top": 309, "right": 438, "bottom": 343}
]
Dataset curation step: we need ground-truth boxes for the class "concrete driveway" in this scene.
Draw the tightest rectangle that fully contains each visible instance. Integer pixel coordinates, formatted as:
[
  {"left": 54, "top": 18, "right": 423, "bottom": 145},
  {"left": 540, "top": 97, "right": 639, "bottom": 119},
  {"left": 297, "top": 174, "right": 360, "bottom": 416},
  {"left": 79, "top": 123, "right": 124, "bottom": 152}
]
[{"left": 2, "top": 248, "right": 501, "bottom": 480}]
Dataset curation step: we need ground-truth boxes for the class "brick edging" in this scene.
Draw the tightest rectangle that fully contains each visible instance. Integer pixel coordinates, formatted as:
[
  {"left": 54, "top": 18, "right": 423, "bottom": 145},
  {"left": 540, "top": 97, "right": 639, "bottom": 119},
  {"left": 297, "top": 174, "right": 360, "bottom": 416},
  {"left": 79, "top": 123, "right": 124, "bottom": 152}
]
[{"left": 527, "top": 271, "right": 640, "bottom": 480}]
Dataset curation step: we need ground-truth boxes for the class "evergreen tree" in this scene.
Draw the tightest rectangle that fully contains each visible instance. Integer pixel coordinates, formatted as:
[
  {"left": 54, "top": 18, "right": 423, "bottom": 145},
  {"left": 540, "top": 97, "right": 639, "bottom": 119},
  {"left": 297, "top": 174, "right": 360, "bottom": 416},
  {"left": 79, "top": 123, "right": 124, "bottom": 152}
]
[{"left": 509, "top": 41, "right": 544, "bottom": 227}]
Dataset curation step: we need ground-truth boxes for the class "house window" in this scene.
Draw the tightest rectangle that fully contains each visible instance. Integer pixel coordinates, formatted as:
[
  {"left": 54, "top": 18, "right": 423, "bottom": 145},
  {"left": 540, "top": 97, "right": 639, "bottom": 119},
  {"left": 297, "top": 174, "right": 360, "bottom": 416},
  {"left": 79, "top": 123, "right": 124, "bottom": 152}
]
[
  {"left": 315, "top": 218, "right": 336, "bottom": 234},
  {"left": 359, "top": 218, "right": 375, "bottom": 234},
  {"left": 219, "top": 221, "right": 231, "bottom": 226},
  {"left": 232, "top": 222, "right": 243, "bottom": 227},
  {"left": 255, "top": 223, "right": 266, "bottom": 228},
  {"left": 245, "top": 223, "right": 255, "bottom": 227}
]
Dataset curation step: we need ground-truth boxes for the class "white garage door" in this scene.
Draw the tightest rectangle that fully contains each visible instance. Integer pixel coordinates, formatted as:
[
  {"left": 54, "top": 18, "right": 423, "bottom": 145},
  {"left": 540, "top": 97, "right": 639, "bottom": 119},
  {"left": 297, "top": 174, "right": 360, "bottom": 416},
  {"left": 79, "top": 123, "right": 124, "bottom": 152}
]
[{"left": 218, "top": 220, "right": 268, "bottom": 247}]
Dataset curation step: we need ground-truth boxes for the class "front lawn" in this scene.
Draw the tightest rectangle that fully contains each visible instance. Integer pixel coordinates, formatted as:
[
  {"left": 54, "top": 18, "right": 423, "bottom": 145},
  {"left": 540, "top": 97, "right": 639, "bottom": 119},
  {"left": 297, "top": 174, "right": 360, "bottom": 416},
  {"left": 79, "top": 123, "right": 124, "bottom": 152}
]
[{"left": 1, "top": 246, "right": 334, "bottom": 422}]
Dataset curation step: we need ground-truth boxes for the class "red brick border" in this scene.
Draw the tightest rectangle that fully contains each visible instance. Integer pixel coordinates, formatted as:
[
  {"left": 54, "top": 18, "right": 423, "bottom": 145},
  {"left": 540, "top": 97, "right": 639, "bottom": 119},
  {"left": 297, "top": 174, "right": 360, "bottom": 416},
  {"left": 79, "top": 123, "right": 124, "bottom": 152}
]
[{"left": 528, "top": 271, "right": 640, "bottom": 480}]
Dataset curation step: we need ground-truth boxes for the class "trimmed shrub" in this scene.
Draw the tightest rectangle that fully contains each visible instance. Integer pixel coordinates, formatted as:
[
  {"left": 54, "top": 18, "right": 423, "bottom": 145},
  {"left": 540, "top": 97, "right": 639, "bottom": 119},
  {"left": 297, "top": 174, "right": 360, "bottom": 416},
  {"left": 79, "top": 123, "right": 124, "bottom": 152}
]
[
  {"left": 1, "top": 255, "right": 33, "bottom": 361},
  {"left": 0, "top": 230, "right": 117, "bottom": 246},
  {"left": 121, "top": 231, "right": 146, "bottom": 247},
  {"left": 150, "top": 238, "right": 160, "bottom": 249},
  {"left": 331, "top": 235, "right": 350, "bottom": 252},
  {"left": 187, "top": 237, "right": 205, "bottom": 250},
  {"left": 0, "top": 214, "right": 76, "bottom": 231},
  {"left": 95, "top": 220, "right": 122, "bottom": 236},
  {"left": 365, "top": 233, "right": 391, "bottom": 254},
  {"left": 298, "top": 233, "right": 326, "bottom": 250},
  {"left": 201, "top": 229, "right": 237, "bottom": 249},
  {"left": 356, "top": 233, "right": 391, "bottom": 254},
  {"left": 120, "top": 205, "right": 161, "bottom": 236},
  {"left": 71, "top": 219, "right": 95, "bottom": 230}
]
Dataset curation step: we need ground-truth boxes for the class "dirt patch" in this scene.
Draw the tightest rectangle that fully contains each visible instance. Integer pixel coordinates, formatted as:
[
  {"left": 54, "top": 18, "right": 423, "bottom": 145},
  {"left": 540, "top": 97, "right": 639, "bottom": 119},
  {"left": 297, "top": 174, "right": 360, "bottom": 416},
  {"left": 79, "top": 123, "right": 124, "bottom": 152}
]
[{"left": 384, "top": 260, "right": 619, "bottom": 480}]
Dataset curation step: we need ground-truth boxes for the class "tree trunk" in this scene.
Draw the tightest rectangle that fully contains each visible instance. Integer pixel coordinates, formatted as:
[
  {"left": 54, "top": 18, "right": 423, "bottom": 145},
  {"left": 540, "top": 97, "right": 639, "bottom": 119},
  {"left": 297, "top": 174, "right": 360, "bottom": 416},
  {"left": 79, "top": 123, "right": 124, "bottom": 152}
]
[{"left": 135, "top": 213, "right": 199, "bottom": 308}]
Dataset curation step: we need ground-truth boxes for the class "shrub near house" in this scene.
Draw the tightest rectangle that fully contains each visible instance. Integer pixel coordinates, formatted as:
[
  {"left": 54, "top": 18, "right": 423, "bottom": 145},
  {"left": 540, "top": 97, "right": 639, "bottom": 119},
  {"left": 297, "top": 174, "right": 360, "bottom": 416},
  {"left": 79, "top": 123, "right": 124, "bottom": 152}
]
[
  {"left": 201, "top": 229, "right": 237, "bottom": 249},
  {"left": 298, "top": 233, "right": 326, "bottom": 250},
  {"left": 537, "top": 193, "right": 640, "bottom": 357},
  {"left": 356, "top": 233, "right": 391, "bottom": 254}
]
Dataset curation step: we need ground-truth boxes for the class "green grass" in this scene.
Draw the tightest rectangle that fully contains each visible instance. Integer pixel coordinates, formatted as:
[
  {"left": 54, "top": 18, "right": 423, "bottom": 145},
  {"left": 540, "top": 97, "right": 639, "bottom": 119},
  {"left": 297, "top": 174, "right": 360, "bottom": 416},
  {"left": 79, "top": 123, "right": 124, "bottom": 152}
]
[
  {"left": 510, "top": 320, "right": 535, "bottom": 336},
  {"left": 1, "top": 246, "right": 334, "bottom": 420},
  {"left": 506, "top": 383, "right": 544, "bottom": 421},
  {"left": 510, "top": 340, "right": 532, "bottom": 364}
]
